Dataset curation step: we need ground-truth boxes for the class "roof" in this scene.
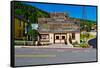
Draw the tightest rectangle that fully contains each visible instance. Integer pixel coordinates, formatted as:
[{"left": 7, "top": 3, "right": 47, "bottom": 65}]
[
  {"left": 38, "top": 12, "right": 80, "bottom": 33},
  {"left": 38, "top": 30, "right": 80, "bottom": 33}
]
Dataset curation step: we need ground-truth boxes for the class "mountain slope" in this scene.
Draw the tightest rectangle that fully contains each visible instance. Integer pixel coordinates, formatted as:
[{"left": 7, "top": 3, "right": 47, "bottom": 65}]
[
  {"left": 13, "top": 2, "right": 96, "bottom": 32},
  {"left": 14, "top": 2, "right": 49, "bottom": 23}
]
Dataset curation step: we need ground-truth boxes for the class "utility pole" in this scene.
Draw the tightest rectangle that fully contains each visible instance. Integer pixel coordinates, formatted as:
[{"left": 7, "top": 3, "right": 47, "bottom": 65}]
[
  {"left": 82, "top": 6, "right": 87, "bottom": 42},
  {"left": 82, "top": 6, "right": 85, "bottom": 42}
]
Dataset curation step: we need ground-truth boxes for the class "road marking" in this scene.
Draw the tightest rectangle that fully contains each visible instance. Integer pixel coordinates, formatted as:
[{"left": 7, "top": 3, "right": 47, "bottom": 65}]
[{"left": 15, "top": 54, "right": 56, "bottom": 58}]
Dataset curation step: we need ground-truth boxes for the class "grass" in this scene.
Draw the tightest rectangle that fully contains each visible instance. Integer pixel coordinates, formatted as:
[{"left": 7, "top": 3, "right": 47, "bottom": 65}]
[
  {"left": 80, "top": 33, "right": 95, "bottom": 40},
  {"left": 80, "top": 43, "right": 89, "bottom": 48}
]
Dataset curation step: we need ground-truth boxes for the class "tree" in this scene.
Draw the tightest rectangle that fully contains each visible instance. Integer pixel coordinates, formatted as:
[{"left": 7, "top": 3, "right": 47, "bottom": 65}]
[
  {"left": 14, "top": 2, "right": 49, "bottom": 23},
  {"left": 28, "top": 29, "right": 39, "bottom": 45},
  {"left": 80, "top": 19, "right": 96, "bottom": 32},
  {"left": 85, "top": 33, "right": 90, "bottom": 41}
]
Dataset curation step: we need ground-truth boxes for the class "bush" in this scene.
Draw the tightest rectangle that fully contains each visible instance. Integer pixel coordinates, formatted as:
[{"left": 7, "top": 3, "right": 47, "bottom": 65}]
[
  {"left": 64, "top": 39, "right": 67, "bottom": 45},
  {"left": 72, "top": 41, "right": 79, "bottom": 47},
  {"left": 14, "top": 41, "right": 33, "bottom": 46},
  {"left": 80, "top": 43, "right": 89, "bottom": 48},
  {"left": 14, "top": 41, "right": 25, "bottom": 46},
  {"left": 80, "top": 40, "right": 83, "bottom": 43}
]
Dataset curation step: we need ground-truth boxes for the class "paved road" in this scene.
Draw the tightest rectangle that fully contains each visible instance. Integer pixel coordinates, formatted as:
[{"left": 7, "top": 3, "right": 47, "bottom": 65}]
[{"left": 15, "top": 48, "right": 97, "bottom": 66}]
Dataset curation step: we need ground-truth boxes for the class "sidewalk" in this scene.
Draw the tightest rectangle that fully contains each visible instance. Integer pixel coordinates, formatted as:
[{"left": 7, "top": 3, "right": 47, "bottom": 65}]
[{"left": 15, "top": 44, "right": 74, "bottom": 48}]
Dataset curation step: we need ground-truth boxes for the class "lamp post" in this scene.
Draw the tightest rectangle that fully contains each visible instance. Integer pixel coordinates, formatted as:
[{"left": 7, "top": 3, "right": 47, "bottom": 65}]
[{"left": 24, "top": 23, "right": 28, "bottom": 46}]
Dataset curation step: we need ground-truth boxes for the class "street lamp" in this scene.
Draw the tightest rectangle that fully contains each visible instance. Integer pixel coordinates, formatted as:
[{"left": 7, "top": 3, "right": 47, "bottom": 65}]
[{"left": 24, "top": 23, "right": 28, "bottom": 46}]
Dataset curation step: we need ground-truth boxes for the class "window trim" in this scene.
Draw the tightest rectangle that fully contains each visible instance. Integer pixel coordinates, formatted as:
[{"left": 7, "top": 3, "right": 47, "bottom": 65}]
[
  {"left": 62, "top": 36, "right": 65, "bottom": 40},
  {"left": 55, "top": 36, "right": 59, "bottom": 40}
]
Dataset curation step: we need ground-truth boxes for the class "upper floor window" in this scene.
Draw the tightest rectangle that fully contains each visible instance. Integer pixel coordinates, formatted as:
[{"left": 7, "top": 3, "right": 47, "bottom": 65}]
[
  {"left": 18, "top": 19, "right": 21, "bottom": 27},
  {"left": 18, "top": 30, "right": 21, "bottom": 37}
]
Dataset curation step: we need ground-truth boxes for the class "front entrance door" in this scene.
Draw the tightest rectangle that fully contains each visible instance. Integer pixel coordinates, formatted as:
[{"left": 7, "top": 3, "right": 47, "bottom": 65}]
[{"left": 54, "top": 33, "right": 67, "bottom": 44}]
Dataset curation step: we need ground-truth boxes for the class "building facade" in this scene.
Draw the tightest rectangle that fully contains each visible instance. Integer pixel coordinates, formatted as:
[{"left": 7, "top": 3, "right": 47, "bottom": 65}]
[
  {"left": 38, "top": 12, "right": 80, "bottom": 45},
  {"left": 14, "top": 17, "right": 27, "bottom": 40}
]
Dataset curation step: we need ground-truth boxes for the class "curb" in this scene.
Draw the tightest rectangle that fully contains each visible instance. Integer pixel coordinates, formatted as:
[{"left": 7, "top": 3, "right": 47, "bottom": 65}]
[{"left": 15, "top": 46, "right": 92, "bottom": 50}]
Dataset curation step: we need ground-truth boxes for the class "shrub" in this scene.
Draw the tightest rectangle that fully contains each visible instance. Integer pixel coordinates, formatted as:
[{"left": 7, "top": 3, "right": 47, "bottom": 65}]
[
  {"left": 14, "top": 41, "right": 25, "bottom": 46},
  {"left": 64, "top": 39, "right": 67, "bottom": 45},
  {"left": 80, "top": 40, "right": 83, "bottom": 43},
  {"left": 14, "top": 41, "right": 33, "bottom": 46},
  {"left": 80, "top": 43, "right": 89, "bottom": 48},
  {"left": 72, "top": 41, "right": 79, "bottom": 47},
  {"left": 73, "top": 41, "right": 78, "bottom": 44}
]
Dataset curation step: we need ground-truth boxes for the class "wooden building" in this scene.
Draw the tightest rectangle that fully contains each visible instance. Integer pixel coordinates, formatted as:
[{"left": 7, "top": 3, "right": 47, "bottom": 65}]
[{"left": 38, "top": 12, "right": 80, "bottom": 45}]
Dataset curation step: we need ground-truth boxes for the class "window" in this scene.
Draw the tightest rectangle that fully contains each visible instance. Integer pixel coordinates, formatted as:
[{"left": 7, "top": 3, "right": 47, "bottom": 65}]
[
  {"left": 18, "top": 19, "right": 21, "bottom": 27},
  {"left": 62, "top": 36, "right": 65, "bottom": 39},
  {"left": 56, "top": 36, "right": 59, "bottom": 39},
  {"left": 41, "top": 34, "right": 49, "bottom": 39},
  {"left": 18, "top": 30, "right": 21, "bottom": 37},
  {"left": 72, "top": 33, "right": 75, "bottom": 39}
]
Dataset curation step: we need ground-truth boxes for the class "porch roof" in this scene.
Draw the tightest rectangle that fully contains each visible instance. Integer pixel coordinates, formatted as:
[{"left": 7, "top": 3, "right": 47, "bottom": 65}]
[{"left": 38, "top": 30, "right": 80, "bottom": 33}]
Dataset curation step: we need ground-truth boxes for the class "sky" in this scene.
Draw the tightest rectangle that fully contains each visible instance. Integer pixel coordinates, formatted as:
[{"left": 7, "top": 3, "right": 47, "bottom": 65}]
[{"left": 23, "top": 2, "right": 97, "bottom": 21}]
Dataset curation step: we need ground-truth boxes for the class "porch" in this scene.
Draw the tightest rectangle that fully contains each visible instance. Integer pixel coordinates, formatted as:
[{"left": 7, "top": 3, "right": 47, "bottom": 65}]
[{"left": 39, "top": 32, "right": 80, "bottom": 45}]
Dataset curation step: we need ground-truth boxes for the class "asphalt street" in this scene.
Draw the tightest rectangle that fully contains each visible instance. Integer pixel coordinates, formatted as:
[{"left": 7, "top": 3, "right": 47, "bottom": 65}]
[{"left": 15, "top": 48, "right": 97, "bottom": 66}]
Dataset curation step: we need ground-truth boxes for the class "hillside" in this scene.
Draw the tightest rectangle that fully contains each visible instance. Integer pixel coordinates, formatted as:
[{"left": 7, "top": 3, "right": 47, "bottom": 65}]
[
  {"left": 14, "top": 2, "right": 49, "bottom": 23},
  {"left": 70, "top": 17, "right": 96, "bottom": 31},
  {"left": 80, "top": 19, "right": 96, "bottom": 31},
  {"left": 13, "top": 1, "right": 96, "bottom": 32}
]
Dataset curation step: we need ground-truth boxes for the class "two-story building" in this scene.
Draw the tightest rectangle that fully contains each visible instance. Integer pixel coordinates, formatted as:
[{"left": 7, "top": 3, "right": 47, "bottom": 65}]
[{"left": 14, "top": 16, "right": 27, "bottom": 40}]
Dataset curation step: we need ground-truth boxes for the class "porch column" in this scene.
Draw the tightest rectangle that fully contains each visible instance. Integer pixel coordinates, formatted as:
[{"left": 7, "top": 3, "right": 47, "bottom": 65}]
[
  {"left": 75, "top": 33, "right": 80, "bottom": 44},
  {"left": 67, "top": 33, "right": 70, "bottom": 45},
  {"left": 49, "top": 33, "right": 54, "bottom": 44}
]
